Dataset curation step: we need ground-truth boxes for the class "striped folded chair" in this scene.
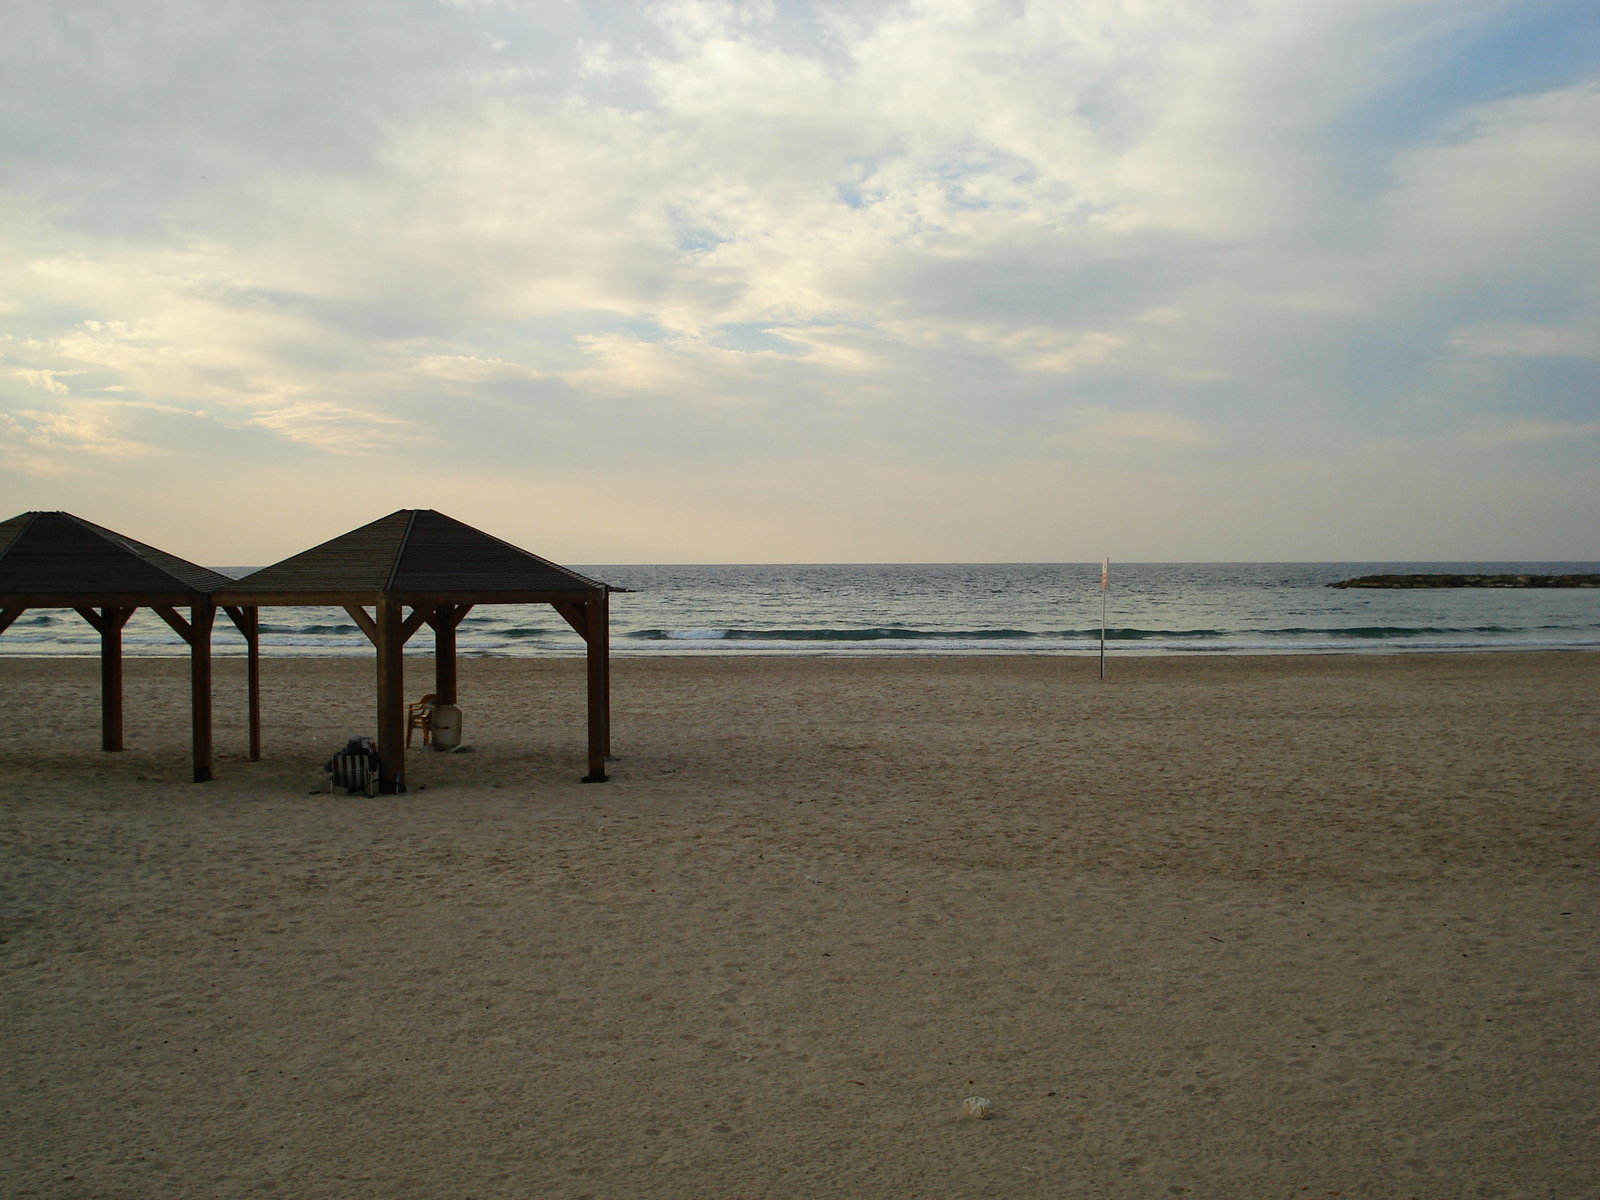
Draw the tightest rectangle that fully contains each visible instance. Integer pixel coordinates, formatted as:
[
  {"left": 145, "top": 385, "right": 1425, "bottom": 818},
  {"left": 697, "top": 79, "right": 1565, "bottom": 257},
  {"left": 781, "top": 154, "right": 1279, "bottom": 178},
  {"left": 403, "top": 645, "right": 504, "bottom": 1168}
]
[{"left": 327, "top": 752, "right": 378, "bottom": 797}]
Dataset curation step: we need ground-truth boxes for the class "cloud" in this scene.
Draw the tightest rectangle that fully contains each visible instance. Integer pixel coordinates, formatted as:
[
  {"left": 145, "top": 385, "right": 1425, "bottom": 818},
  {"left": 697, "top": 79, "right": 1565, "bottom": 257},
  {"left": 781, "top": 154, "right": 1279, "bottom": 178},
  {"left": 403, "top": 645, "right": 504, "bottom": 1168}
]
[
  {"left": 1457, "top": 416, "right": 1600, "bottom": 446},
  {"left": 0, "top": 397, "right": 193, "bottom": 473},
  {"left": 1452, "top": 321, "right": 1600, "bottom": 360},
  {"left": 244, "top": 400, "right": 425, "bottom": 454},
  {"left": 9, "top": 368, "right": 81, "bottom": 394},
  {"left": 0, "top": 0, "right": 1595, "bottom": 559},
  {"left": 1078, "top": 409, "right": 1215, "bottom": 449}
]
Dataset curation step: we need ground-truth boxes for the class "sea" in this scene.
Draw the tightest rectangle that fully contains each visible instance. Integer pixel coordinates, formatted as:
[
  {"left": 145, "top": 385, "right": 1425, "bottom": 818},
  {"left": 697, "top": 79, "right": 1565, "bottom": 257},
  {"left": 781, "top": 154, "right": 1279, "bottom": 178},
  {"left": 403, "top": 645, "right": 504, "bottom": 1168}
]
[{"left": 2, "top": 562, "right": 1597, "bottom": 659}]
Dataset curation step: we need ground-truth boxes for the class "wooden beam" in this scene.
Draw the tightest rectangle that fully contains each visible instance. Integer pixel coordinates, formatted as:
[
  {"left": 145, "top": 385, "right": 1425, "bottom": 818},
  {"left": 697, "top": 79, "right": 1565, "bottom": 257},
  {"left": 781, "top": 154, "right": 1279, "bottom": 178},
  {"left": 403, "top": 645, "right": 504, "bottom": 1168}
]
[
  {"left": 2, "top": 591, "right": 225, "bottom": 608},
  {"left": 151, "top": 605, "right": 194, "bottom": 644},
  {"left": 73, "top": 606, "right": 108, "bottom": 635},
  {"left": 392, "top": 590, "right": 605, "bottom": 607},
  {"left": 399, "top": 605, "right": 431, "bottom": 644},
  {"left": 552, "top": 600, "right": 588, "bottom": 638},
  {"left": 207, "top": 591, "right": 385, "bottom": 608},
  {"left": 375, "top": 598, "right": 405, "bottom": 793},
  {"left": 223, "top": 606, "right": 262, "bottom": 762},
  {"left": 0, "top": 606, "right": 26, "bottom": 637},
  {"left": 423, "top": 602, "right": 474, "bottom": 631},
  {"left": 209, "top": 589, "right": 599, "bottom": 608},
  {"left": 343, "top": 605, "right": 379, "bottom": 645},
  {"left": 581, "top": 587, "right": 609, "bottom": 783},
  {"left": 190, "top": 602, "right": 214, "bottom": 783}
]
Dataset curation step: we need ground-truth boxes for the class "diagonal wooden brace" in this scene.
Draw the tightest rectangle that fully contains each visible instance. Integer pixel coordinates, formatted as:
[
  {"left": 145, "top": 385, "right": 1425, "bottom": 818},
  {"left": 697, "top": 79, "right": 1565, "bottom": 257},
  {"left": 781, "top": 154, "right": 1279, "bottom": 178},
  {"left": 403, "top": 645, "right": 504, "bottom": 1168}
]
[
  {"left": 399, "top": 605, "right": 432, "bottom": 644},
  {"left": 151, "top": 605, "right": 195, "bottom": 644},
  {"left": 343, "top": 606, "right": 379, "bottom": 645},
  {"left": 552, "top": 600, "right": 589, "bottom": 640}
]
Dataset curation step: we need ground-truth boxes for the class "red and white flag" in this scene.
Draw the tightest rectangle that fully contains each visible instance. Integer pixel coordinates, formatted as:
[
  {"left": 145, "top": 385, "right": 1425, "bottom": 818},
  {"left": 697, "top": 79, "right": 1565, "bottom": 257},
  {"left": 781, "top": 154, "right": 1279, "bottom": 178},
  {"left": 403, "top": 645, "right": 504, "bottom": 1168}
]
[{"left": 1101, "top": 557, "right": 1109, "bottom": 589}]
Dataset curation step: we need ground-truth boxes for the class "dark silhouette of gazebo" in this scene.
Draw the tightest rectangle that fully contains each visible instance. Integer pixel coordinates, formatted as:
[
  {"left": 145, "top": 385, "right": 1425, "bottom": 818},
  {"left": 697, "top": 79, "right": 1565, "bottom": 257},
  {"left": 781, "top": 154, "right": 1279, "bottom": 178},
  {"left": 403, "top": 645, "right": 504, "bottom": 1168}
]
[
  {"left": 215, "top": 509, "right": 613, "bottom": 791},
  {"left": 0, "top": 511, "right": 243, "bottom": 781}
]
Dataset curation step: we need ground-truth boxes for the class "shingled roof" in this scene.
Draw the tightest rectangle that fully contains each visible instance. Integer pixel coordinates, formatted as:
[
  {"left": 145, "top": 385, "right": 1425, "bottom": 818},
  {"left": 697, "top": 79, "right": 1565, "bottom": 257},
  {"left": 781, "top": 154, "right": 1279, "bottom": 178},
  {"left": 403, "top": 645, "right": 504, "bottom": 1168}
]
[
  {"left": 0, "top": 511, "right": 233, "bottom": 598},
  {"left": 230, "top": 509, "right": 605, "bottom": 595}
]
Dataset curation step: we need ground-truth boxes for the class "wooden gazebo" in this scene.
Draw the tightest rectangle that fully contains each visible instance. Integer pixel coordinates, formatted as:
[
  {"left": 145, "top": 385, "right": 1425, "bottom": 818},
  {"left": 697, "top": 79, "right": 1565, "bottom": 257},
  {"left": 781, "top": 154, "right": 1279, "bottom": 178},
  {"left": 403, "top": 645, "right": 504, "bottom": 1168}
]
[
  {"left": 0, "top": 510, "right": 246, "bottom": 782},
  {"left": 214, "top": 509, "right": 613, "bottom": 791}
]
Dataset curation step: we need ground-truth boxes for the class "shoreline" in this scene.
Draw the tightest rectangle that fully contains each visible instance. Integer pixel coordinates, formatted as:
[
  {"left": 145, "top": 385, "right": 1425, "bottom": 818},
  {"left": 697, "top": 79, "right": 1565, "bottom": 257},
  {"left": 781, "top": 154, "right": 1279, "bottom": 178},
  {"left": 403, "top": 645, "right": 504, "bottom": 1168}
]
[{"left": 2, "top": 640, "right": 1597, "bottom": 660}]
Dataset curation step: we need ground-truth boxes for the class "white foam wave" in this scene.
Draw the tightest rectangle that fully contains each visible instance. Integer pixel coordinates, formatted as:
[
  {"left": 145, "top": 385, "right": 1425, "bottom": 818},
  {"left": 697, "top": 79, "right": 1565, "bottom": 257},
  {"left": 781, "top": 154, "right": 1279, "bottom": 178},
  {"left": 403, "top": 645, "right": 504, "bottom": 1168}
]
[{"left": 258, "top": 635, "right": 372, "bottom": 649}]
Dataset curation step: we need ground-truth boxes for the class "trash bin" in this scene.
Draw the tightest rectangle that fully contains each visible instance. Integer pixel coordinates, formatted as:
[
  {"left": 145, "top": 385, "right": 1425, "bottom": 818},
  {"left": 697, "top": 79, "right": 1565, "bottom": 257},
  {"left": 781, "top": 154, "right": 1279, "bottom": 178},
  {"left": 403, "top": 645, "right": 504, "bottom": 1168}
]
[{"left": 431, "top": 703, "right": 462, "bottom": 750}]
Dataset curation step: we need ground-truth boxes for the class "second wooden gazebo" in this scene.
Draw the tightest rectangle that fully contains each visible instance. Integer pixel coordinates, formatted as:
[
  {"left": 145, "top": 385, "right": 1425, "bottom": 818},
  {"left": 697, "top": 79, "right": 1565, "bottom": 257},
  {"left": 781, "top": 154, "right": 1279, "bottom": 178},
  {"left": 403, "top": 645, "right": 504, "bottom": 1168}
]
[
  {"left": 0, "top": 510, "right": 239, "bottom": 781},
  {"left": 215, "top": 509, "right": 613, "bottom": 791}
]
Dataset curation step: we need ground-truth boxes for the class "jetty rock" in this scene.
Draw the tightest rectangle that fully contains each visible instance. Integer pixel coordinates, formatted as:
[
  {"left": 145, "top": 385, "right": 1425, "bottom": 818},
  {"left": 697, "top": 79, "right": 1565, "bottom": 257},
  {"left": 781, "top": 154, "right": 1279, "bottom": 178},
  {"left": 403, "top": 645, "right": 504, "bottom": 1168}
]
[{"left": 1327, "top": 574, "right": 1600, "bottom": 589}]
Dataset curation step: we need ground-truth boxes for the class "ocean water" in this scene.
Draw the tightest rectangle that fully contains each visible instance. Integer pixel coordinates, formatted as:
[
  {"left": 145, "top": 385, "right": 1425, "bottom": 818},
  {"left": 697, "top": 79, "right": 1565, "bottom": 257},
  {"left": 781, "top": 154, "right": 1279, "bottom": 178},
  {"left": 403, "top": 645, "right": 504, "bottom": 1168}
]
[{"left": 2, "top": 562, "right": 1597, "bottom": 659}]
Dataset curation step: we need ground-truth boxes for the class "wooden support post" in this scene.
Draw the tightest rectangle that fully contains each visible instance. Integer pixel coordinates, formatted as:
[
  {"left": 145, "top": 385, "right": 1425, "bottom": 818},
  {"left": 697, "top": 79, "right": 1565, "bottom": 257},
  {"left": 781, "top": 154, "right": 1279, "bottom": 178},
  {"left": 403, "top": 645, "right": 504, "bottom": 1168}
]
[
  {"left": 426, "top": 604, "right": 472, "bottom": 706},
  {"left": 375, "top": 598, "right": 406, "bottom": 793},
  {"left": 190, "top": 602, "right": 214, "bottom": 783},
  {"left": 102, "top": 612, "right": 123, "bottom": 752},
  {"left": 598, "top": 587, "right": 611, "bottom": 758},
  {"left": 435, "top": 610, "right": 456, "bottom": 705},
  {"left": 77, "top": 606, "right": 134, "bottom": 752},
  {"left": 102, "top": 611, "right": 125, "bottom": 752},
  {"left": 225, "top": 606, "right": 263, "bottom": 762},
  {"left": 244, "top": 606, "right": 260, "bottom": 761},
  {"left": 581, "top": 588, "right": 609, "bottom": 782},
  {"left": 0, "top": 606, "right": 26, "bottom": 637}
]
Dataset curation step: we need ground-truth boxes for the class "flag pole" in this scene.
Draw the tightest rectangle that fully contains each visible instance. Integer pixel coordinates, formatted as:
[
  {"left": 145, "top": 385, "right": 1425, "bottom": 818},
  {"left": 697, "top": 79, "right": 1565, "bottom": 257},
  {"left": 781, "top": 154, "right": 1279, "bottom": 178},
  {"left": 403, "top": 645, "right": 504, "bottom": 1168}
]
[{"left": 1099, "top": 557, "right": 1109, "bottom": 681}]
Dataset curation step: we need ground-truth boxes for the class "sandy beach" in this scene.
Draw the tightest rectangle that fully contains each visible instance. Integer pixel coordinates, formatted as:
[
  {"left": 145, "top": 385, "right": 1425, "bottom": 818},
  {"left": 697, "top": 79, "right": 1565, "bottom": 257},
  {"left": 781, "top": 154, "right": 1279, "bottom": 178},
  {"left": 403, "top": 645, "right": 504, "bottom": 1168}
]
[{"left": 2, "top": 651, "right": 1595, "bottom": 1199}]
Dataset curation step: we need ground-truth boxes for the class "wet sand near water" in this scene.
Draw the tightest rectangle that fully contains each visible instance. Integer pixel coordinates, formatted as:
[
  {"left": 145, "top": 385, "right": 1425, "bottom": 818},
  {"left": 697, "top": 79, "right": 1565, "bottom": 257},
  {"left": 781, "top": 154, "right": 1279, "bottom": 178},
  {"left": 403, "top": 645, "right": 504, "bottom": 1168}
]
[{"left": 1, "top": 652, "right": 1596, "bottom": 1198}]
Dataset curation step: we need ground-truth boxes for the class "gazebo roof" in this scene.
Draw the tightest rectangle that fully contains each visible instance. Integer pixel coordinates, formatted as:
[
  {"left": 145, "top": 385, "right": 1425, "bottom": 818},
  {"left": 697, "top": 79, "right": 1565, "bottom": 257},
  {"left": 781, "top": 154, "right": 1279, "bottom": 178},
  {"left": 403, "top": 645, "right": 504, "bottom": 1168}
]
[
  {"left": 227, "top": 509, "right": 605, "bottom": 598},
  {"left": 0, "top": 511, "right": 232, "bottom": 600}
]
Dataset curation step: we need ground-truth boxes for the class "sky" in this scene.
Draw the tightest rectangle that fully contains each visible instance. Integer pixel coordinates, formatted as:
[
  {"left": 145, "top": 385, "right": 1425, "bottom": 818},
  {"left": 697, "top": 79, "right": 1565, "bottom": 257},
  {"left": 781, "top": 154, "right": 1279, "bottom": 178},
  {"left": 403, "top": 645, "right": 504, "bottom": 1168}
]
[{"left": 2, "top": 0, "right": 1597, "bottom": 565}]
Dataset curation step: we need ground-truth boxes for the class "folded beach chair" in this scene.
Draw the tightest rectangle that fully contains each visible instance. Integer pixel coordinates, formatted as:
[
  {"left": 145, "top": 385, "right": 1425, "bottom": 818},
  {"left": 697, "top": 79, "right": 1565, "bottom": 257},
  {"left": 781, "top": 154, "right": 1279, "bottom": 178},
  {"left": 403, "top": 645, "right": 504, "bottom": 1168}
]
[{"left": 327, "top": 752, "right": 378, "bottom": 797}]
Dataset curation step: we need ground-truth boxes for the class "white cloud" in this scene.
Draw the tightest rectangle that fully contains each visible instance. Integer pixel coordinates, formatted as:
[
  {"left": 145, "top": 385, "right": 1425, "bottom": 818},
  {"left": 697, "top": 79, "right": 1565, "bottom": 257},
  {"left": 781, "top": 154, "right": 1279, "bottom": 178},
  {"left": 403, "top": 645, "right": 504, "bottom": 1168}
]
[
  {"left": 9, "top": 368, "right": 80, "bottom": 394},
  {"left": 1078, "top": 409, "right": 1215, "bottom": 448},
  {"left": 1451, "top": 322, "right": 1600, "bottom": 360},
  {"left": 245, "top": 400, "right": 425, "bottom": 455},
  {"left": 0, "top": 398, "right": 190, "bottom": 473},
  {"left": 1458, "top": 417, "right": 1600, "bottom": 446},
  {"left": 415, "top": 354, "right": 542, "bottom": 382},
  {"left": 0, "top": 0, "right": 1595, "bottom": 558}
]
